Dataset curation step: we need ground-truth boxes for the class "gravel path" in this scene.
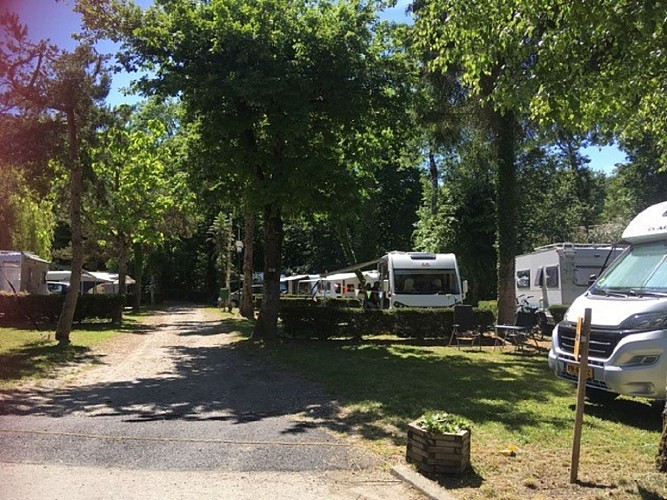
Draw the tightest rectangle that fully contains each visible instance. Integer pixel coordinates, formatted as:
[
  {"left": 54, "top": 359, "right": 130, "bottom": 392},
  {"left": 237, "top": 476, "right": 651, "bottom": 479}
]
[{"left": 0, "top": 304, "right": 423, "bottom": 499}]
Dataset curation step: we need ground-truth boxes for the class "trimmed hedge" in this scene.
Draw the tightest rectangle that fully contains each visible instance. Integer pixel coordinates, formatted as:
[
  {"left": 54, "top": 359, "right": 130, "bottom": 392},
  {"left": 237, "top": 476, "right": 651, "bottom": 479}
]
[
  {"left": 279, "top": 301, "right": 496, "bottom": 340},
  {"left": 0, "top": 293, "right": 125, "bottom": 326}
]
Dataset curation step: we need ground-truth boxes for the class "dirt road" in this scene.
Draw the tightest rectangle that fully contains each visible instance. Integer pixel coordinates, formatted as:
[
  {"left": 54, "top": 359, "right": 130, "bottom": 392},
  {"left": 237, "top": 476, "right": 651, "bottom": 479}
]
[{"left": 0, "top": 304, "right": 423, "bottom": 499}]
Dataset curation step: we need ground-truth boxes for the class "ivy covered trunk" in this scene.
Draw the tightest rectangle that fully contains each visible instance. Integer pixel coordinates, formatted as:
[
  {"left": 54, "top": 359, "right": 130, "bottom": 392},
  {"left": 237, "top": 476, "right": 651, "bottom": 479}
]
[
  {"left": 494, "top": 109, "right": 517, "bottom": 324},
  {"left": 252, "top": 205, "right": 282, "bottom": 340}
]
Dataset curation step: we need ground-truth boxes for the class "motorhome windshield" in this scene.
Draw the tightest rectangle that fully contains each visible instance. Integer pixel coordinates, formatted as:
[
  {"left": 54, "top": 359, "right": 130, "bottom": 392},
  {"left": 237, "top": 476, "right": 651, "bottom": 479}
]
[
  {"left": 394, "top": 269, "right": 459, "bottom": 295},
  {"left": 591, "top": 241, "right": 667, "bottom": 296}
]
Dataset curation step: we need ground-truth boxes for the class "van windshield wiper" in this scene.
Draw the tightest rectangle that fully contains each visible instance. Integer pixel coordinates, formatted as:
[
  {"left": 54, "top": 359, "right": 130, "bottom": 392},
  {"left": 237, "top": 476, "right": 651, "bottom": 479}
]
[
  {"left": 591, "top": 288, "right": 629, "bottom": 298},
  {"left": 590, "top": 287, "right": 627, "bottom": 297},
  {"left": 627, "top": 289, "right": 667, "bottom": 298}
]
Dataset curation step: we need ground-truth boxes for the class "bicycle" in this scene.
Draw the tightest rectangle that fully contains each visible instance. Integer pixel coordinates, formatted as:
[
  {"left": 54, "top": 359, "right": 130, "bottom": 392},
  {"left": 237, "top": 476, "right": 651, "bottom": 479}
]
[{"left": 515, "top": 294, "right": 546, "bottom": 341}]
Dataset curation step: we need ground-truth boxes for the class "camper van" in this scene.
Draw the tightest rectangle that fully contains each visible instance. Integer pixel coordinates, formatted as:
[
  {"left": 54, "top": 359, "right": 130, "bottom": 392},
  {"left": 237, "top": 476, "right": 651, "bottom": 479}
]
[
  {"left": 548, "top": 201, "right": 667, "bottom": 401},
  {"left": 0, "top": 251, "right": 49, "bottom": 294},
  {"left": 378, "top": 252, "right": 466, "bottom": 308},
  {"left": 515, "top": 243, "right": 625, "bottom": 308}
]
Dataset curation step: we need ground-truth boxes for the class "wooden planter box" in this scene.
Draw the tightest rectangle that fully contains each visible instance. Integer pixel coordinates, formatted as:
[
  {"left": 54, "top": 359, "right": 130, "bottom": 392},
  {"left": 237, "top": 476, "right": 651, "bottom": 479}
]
[{"left": 406, "top": 420, "right": 471, "bottom": 474}]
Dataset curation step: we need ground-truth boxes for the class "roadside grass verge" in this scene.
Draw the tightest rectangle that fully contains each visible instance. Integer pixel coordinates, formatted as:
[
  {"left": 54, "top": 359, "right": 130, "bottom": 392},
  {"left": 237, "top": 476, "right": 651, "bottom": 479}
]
[
  {"left": 229, "top": 324, "right": 667, "bottom": 499},
  {"left": 0, "top": 323, "right": 128, "bottom": 389}
]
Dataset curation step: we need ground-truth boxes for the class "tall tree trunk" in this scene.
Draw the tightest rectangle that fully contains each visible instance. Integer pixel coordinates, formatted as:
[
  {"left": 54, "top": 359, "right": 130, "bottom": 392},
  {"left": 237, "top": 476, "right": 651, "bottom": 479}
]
[
  {"left": 335, "top": 224, "right": 365, "bottom": 286},
  {"left": 240, "top": 211, "right": 255, "bottom": 319},
  {"left": 493, "top": 109, "right": 518, "bottom": 324},
  {"left": 429, "top": 150, "right": 439, "bottom": 215},
  {"left": 225, "top": 213, "right": 233, "bottom": 310},
  {"left": 55, "top": 108, "right": 81, "bottom": 345},
  {"left": 117, "top": 235, "right": 128, "bottom": 295},
  {"left": 133, "top": 242, "right": 144, "bottom": 311},
  {"left": 252, "top": 204, "right": 282, "bottom": 340}
]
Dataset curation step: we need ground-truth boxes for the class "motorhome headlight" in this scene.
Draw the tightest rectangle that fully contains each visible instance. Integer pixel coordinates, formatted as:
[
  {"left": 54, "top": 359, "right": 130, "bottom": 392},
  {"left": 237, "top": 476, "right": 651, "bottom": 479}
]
[{"left": 619, "top": 312, "right": 667, "bottom": 331}]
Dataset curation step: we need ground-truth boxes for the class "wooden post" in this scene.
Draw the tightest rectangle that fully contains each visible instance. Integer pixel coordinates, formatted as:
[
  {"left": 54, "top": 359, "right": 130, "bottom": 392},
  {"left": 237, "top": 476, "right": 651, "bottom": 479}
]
[{"left": 570, "top": 308, "right": 592, "bottom": 483}]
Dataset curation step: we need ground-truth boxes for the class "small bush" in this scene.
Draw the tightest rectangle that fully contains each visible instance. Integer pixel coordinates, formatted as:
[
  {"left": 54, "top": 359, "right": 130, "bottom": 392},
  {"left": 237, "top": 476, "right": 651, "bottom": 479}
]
[
  {"left": 548, "top": 304, "right": 569, "bottom": 324},
  {"left": 477, "top": 300, "right": 497, "bottom": 319},
  {"left": 416, "top": 411, "right": 471, "bottom": 434}
]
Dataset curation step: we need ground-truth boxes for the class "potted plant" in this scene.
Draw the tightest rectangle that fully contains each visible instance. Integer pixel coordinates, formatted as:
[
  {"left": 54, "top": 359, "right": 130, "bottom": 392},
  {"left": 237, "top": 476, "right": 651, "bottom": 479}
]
[{"left": 406, "top": 411, "right": 471, "bottom": 474}]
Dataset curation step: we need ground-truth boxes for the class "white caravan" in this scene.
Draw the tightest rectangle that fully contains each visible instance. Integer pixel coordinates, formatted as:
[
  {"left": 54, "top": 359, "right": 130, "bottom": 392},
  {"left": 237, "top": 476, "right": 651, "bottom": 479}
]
[
  {"left": 378, "top": 251, "right": 466, "bottom": 308},
  {"left": 548, "top": 201, "right": 667, "bottom": 400},
  {"left": 515, "top": 243, "right": 625, "bottom": 308},
  {"left": 0, "top": 251, "right": 49, "bottom": 294}
]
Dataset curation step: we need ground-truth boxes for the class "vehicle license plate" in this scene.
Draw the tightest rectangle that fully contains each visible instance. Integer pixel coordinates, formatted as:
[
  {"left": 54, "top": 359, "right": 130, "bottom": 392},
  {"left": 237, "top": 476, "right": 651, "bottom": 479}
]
[{"left": 565, "top": 363, "right": 593, "bottom": 380}]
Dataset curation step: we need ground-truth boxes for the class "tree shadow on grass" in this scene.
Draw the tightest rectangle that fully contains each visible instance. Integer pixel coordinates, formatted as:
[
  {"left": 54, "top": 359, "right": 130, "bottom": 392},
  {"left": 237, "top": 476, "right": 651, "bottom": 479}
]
[
  {"left": 0, "top": 342, "right": 103, "bottom": 383},
  {"left": 0, "top": 314, "right": 659, "bottom": 452}
]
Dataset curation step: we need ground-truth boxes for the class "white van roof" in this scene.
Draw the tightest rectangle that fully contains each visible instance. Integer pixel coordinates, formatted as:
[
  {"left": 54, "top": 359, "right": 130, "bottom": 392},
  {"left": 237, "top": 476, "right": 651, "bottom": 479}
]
[{"left": 622, "top": 201, "right": 667, "bottom": 244}]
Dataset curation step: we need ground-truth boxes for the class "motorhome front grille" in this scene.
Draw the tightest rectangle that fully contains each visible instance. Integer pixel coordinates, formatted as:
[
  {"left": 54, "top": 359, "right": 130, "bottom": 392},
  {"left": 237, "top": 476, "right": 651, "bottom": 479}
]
[{"left": 557, "top": 323, "right": 622, "bottom": 359}]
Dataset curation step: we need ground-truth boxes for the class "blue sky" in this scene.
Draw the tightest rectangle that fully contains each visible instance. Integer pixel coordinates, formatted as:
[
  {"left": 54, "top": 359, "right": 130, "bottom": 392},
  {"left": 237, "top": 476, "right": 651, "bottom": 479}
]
[{"left": 5, "top": 0, "right": 626, "bottom": 174}]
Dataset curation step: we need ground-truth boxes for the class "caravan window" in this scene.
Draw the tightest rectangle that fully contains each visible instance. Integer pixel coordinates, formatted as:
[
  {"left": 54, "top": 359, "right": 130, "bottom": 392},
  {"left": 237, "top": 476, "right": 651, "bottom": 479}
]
[
  {"left": 516, "top": 270, "right": 530, "bottom": 289},
  {"left": 534, "top": 266, "right": 559, "bottom": 288},
  {"left": 394, "top": 269, "right": 460, "bottom": 295},
  {"left": 545, "top": 266, "right": 559, "bottom": 288}
]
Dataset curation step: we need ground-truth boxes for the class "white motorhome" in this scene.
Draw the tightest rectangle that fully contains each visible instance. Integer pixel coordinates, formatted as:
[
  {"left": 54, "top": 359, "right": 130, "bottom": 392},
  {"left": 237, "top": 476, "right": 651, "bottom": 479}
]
[
  {"left": 548, "top": 201, "right": 667, "bottom": 401},
  {"left": 378, "top": 251, "right": 466, "bottom": 308},
  {"left": 0, "top": 251, "right": 49, "bottom": 294},
  {"left": 515, "top": 243, "right": 625, "bottom": 308}
]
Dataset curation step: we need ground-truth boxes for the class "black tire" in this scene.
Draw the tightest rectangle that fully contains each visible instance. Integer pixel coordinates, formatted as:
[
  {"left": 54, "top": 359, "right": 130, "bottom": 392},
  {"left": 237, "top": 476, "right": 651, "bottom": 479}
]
[
  {"left": 230, "top": 300, "right": 239, "bottom": 309},
  {"left": 586, "top": 388, "right": 618, "bottom": 403}
]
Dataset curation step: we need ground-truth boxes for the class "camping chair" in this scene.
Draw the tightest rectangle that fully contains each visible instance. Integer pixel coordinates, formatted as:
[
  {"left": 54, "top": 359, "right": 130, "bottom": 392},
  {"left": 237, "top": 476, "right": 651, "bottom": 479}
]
[
  {"left": 448, "top": 304, "right": 482, "bottom": 350},
  {"left": 494, "top": 310, "right": 539, "bottom": 351}
]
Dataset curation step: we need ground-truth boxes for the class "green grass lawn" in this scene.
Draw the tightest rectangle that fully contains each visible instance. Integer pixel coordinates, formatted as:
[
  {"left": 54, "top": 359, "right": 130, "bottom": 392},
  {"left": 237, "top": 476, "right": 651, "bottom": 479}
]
[
  {"left": 0, "top": 323, "right": 126, "bottom": 388},
  {"left": 229, "top": 320, "right": 667, "bottom": 499}
]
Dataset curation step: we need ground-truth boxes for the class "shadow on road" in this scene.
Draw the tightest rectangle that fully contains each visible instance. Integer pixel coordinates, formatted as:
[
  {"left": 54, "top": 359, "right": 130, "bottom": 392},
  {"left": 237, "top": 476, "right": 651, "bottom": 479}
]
[{"left": 0, "top": 307, "right": 336, "bottom": 436}]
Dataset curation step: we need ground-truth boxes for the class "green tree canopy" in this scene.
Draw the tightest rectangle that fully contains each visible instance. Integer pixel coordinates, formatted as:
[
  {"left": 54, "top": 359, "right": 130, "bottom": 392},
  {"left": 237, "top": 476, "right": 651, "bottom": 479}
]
[{"left": 78, "top": 0, "right": 413, "bottom": 338}]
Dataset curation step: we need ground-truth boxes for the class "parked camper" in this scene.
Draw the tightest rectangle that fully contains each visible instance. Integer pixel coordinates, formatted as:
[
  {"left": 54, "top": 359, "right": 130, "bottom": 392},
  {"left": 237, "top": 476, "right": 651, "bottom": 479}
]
[
  {"left": 515, "top": 243, "right": 625, "bottom": 308},
  {"left": 46, "top": 270, "right": 135, "bottom": 294},
  {"left": 548, "top": 201, "right": 667, "bottom": 401},
  {"left": 281, "top": 275, "right": 320, "bottom": 296},
  {"left": 378, "top": 251, "right": 466, "bottom": 308},
  {"left": 0, "top": 251, "right": 49, "bottom": 294}
]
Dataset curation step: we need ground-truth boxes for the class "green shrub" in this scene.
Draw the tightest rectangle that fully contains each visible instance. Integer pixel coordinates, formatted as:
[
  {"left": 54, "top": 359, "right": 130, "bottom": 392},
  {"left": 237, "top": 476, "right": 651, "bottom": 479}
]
[
  {"left": 279, "top": 302, "right": 496, "bottom": 340},
  {"left": 477, "top": 300, "right": 497, "bottom": 321},
  {"left": 548, "top": 304, "right": 570, "bottom": 324},
  {"left": 0, "top": 293, "right": 125, "bottom": 326}
]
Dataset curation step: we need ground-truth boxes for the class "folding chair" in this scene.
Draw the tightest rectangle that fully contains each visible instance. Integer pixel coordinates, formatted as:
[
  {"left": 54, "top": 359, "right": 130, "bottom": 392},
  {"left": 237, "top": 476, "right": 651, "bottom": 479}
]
[
  {"left": 448, "top": 304, "right": 482, "bottom": 350},
  {"left": 495, "top": 310, "right": 539, "bottom": 351}
]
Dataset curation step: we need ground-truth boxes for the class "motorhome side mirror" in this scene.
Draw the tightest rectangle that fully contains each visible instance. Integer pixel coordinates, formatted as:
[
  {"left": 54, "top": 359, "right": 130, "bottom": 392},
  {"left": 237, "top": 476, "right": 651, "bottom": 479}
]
[{"left": 588, "top": 274, "right": 597, "bottom": 286}]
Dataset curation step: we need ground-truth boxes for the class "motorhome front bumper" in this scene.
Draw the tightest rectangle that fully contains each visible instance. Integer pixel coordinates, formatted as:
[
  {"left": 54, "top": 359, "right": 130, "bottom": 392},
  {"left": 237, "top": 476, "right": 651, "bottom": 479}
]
[{"left": 549, "top": 325, "right": 667, "bottom": 399}]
